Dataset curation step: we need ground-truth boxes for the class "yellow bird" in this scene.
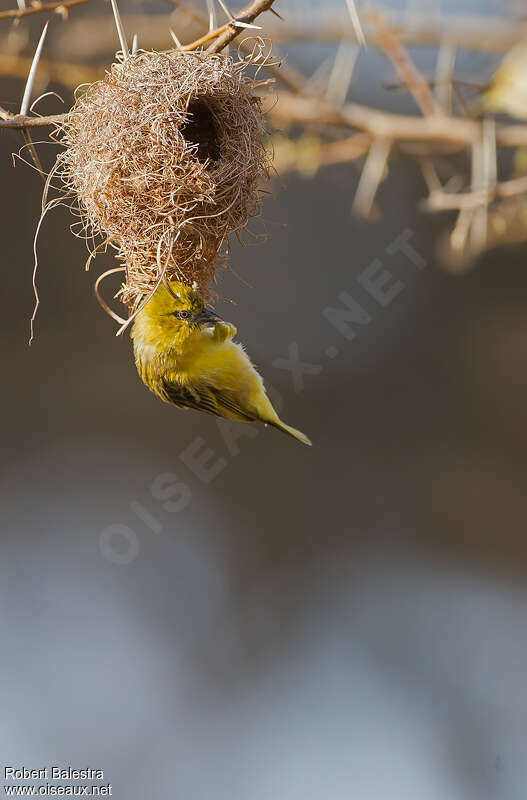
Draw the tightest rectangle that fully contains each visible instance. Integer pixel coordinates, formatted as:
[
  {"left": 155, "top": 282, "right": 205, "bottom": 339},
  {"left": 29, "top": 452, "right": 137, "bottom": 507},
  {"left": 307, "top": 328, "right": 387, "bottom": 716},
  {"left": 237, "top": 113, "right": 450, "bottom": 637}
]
[
  {"left": 131, "top": 281, "right": 312, "bottom": 446},
  {"left": 486, "top": 43, "right": 527, "bottom": 120}
]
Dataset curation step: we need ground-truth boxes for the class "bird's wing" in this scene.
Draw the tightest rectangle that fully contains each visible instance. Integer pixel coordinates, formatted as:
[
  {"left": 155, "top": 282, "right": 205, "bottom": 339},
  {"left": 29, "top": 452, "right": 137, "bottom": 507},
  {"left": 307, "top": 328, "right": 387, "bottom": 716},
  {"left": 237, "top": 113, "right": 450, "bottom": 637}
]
[
  {"left": 161, "top": 379, "right": 255, "bottom": 422},
  {"left": 211, "top": 386, "right": 256, "bottom": 421}
]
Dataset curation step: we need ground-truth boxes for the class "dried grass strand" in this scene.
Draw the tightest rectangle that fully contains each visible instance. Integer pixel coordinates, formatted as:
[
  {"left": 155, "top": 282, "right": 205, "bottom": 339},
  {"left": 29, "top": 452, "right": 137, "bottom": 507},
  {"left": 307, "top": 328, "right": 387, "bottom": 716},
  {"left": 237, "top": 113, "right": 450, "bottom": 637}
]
[
  {"left": 55, "top": 49, "right": 269, "bottom": 312},
  {"left": 94, "top": 267, "right": 128, "bottom": 324}
]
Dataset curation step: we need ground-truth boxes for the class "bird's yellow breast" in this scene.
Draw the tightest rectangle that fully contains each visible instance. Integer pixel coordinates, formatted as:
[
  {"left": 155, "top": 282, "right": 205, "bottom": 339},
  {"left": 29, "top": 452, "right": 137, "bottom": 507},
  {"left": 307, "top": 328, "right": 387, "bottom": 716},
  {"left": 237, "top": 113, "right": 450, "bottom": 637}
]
[{"left": 134, "top": 327, "right": 265, "bottom": 408}]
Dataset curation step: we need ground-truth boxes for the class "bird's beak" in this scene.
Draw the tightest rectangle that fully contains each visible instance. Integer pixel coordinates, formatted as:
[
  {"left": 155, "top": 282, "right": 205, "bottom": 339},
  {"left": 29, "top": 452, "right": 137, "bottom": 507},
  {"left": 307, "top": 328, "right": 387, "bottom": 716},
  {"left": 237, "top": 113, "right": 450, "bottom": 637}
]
[{"left": 193, "top": 307, "right": 223, "bottom": 327}]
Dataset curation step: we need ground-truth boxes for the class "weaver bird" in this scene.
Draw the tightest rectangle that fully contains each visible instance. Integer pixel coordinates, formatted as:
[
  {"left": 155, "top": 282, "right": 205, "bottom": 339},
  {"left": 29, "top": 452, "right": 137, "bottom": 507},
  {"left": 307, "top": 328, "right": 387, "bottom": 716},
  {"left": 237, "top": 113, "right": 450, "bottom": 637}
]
[
  {"left": 486, "top": 43, "right": 527, "bottom": 120},
  {"left": 131, "top": 281, "right": 312, "bottom": 446}
]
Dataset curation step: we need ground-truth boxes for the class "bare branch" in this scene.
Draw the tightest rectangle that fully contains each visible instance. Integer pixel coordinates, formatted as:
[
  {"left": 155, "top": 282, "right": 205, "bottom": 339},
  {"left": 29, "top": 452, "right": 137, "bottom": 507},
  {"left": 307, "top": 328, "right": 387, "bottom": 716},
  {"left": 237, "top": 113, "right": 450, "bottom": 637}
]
[
  {"left": 252, "top": 12, "right": 527, "bottom": 53},
  {"left": 344, "top": 0, "right": 365, "bottom": 49},
  {"left": 435, "top": 41, "right": 457, "bottom": 113},
  {"left": 206, "top": 0, "right": 276, "bottom": 54},
  {"left": 325, "top": 41, "right": 359, "bottom": 106},
  {"left": 0, "top": 0, "right": 89, "bottom": 21},
  {"left": 20, "top": 21, "right": 49, "bottom": 177},
  {"left": 368, "top": 10, "right": 443, "bottom": 116},
  {"left": 268, "top": 91, "right": 527, "bottom": 150},
  {"left": 272, "top": 132, "right": 371, "bottom": 174},
  {"left": 29, "top": 12, "right": 527, "bottom": 62},
  {"left": 109, "top": 0, "right": 128, "bottom": 59},
  {"left": 352, "top": 138, "right": 391, "bottom": 217},
  {"left": 0, "top": 112, "right": 65, "bottom": 128},
  {"left": 3, "top": 84, "right": 527, "bottom": 164},
  {"left": 20, "top": 21, "right": 49, "bottom": 116},
  {"left": 173, "top": 0, "right": 307, "bottom": 92},
  {"left": 176, "top": 0, "right": 276, "bottom": 52}
]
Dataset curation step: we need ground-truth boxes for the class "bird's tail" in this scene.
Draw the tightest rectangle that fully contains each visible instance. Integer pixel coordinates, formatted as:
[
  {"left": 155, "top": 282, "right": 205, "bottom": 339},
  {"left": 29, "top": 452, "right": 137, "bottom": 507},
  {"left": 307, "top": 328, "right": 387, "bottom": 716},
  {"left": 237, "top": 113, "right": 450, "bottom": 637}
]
[{"left": 268, "top": 418, "right": 312, "bottom": 446}]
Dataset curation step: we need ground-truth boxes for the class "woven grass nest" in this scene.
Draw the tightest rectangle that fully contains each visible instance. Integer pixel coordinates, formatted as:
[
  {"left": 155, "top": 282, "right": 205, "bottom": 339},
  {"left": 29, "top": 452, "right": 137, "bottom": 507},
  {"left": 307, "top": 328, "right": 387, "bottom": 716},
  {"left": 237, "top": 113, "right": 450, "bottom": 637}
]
[{"left": 56, "top": 48, "right": 270, "bottom": 314}]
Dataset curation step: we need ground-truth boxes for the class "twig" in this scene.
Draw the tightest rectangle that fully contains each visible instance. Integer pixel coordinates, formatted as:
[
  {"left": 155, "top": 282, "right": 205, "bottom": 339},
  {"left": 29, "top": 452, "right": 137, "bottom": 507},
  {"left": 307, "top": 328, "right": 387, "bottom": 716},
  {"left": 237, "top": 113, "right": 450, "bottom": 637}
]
[
  {"left": 178, "top": 0, "right": 275, "bottom": 52},
  {"left": 300, "top": 53, "right": 335, "bottom": 96},
  {"left": 320, "top": 133, "right": 371, "bottom": 164},
  {"left": 180, "top": 24, "right": 229, "bottom": 51},
  {"left": 109, "top": 0, "right": 128, "bottom": 58},
  {"left": 325, "top": 40, "right": 359, "bottom": 106},
  {"left": 215, "top": 0, "right": 262, "bottom": 31},
  {"left": 170, "top": 28, "right": 183, "bottom": 49},
  {"left": 3, "top": 89, "right": 527, "bottom": 161},
  {"left": 427, "top": 192, "right": 487, "bottom": 211},
  {"left": 418, "top": 157, "right": 443, "bottom": 194},
  {"left": 450, "top": 206, "right": 475, "bottom": 253},
  {"left": 206, "top": 0, "right": 276, "bottom": 53},
  {"left": 352, "top": 137, "right": 391, "bottom": 217},
  {"left": 207, "top": 0, "right": 216, "bottom": 32},
  {"left": 0, "top": 111, "right": 65, "bottom": 128},
  {"left": 29, "top": 11, "right": 527, "bottom": 60},
  {"left": 20, "top": 21, "right": 49, "bottom": 178},
  {"left": 344, "top": 0, "right": 365, "bottom": 49},
  {"left": 173, "top": 0, "right": 307, "bottom": 92},
  {"left": 268, "top": 92, "right": 527, "bottom": 149},
  {"left": 243, "top": 12, "right": 527, "bottom": 52},
  {"left": 497, "top": 174, "right": 527, "bottom": 198},
  {"left": 426, "top": 165, "right": 527, "bottom": 211},
  {"left": 463, "top": 119, "right": 496, "bottom": 252},
  {"left": 272, "top": 132, "right": 371, "bottom": 174},
  {"left": 0, "top": 0, "right": 89, "bottom": 20},
  {"left": 20, "top": 22, "right": 48, "bottom": 116},
  {"left": 434, "top": 40, "right": 457, "bottom": 113},
  {"left": 469, "top": 136, "right": 487, "bottom": 251},
  {"left": 368, "top": 9, "right": 443, "bottom": 116}
]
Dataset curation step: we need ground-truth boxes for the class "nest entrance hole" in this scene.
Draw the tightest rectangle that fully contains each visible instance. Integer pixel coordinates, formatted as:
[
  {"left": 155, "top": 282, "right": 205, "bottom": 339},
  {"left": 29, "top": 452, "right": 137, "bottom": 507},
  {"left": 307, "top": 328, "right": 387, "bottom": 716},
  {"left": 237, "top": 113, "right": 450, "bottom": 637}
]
[{"left": 182, "top": 99, "right": 220, "bottom": 163}]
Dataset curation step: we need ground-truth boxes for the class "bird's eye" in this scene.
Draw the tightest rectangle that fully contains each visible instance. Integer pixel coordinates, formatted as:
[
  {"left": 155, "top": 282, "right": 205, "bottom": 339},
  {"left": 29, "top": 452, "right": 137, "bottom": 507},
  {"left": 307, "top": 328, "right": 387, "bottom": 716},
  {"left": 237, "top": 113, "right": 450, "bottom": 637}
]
[{"left": 177, "top": 310, "right": 191, "bottom": 320}]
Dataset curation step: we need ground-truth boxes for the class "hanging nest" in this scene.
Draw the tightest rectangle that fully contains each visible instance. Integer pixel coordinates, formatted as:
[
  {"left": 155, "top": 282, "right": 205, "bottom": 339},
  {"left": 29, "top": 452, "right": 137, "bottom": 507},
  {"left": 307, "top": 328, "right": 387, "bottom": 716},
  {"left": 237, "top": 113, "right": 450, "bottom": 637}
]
[{"left": 55, "top": 48, "right": 270, "bottom": 313}]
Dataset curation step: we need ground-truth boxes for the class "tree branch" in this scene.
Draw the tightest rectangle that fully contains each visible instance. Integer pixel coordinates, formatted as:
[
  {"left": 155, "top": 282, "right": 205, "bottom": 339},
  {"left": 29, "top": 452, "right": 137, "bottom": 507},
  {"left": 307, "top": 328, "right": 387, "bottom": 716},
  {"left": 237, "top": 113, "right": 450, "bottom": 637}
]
[
  {"left": 32, "top": 12, "right": 527, "bottom": 62},
  {"left": 0, "top": 0, "right": 89, "bottom": 21},
  {"left": 172, "top": 0, "right": 306, "bottom": 91},
  {"left": 268, "top": 92, "right": 527, "bottom": 150},
  {"left": 0, "top": 111, "right": 65, "bottom": 128},
  {"left": 206, "top": 0, "right": 276, "bottom": 54}
]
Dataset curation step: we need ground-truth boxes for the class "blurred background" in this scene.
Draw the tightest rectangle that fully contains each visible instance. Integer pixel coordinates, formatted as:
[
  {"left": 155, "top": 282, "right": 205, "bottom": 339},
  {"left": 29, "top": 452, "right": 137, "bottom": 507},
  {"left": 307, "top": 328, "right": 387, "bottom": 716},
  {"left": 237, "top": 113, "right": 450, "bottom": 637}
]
[{"left": 2, "top": 0, "right": 527, "bottom": 797}]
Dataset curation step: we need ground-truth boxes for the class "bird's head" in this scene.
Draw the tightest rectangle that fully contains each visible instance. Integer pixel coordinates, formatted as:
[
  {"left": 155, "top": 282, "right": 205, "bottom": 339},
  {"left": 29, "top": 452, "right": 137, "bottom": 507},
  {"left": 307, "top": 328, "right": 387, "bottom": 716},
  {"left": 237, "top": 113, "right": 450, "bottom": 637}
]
[{"left": 131, "top": 280, "right": 224, "bottom": 349}]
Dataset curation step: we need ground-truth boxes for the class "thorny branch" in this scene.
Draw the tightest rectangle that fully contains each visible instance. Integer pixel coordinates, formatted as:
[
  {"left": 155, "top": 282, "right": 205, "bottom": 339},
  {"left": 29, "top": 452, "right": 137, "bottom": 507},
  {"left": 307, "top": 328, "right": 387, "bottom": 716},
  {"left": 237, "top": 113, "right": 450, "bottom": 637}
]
[
  {"left": 8, "top": 11, "right": 527, "bottom": 57},
  {"left": 367, "top": 10, "right": 443, "bottom": 117},
  {"left": 206, "top": 0, "right": 276, "bottom": 54},
  {"left": 166, "top": 0, "right": 277, "bottom": 52},
  {"left": 0, "top": 109, "right": 65, "bottom": 127},
  {"left": 2, "top": 1, "right": 527, "bottom": 270},
  {"left": 0, "top": 0, "right": 89, "bottom": 21}
]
